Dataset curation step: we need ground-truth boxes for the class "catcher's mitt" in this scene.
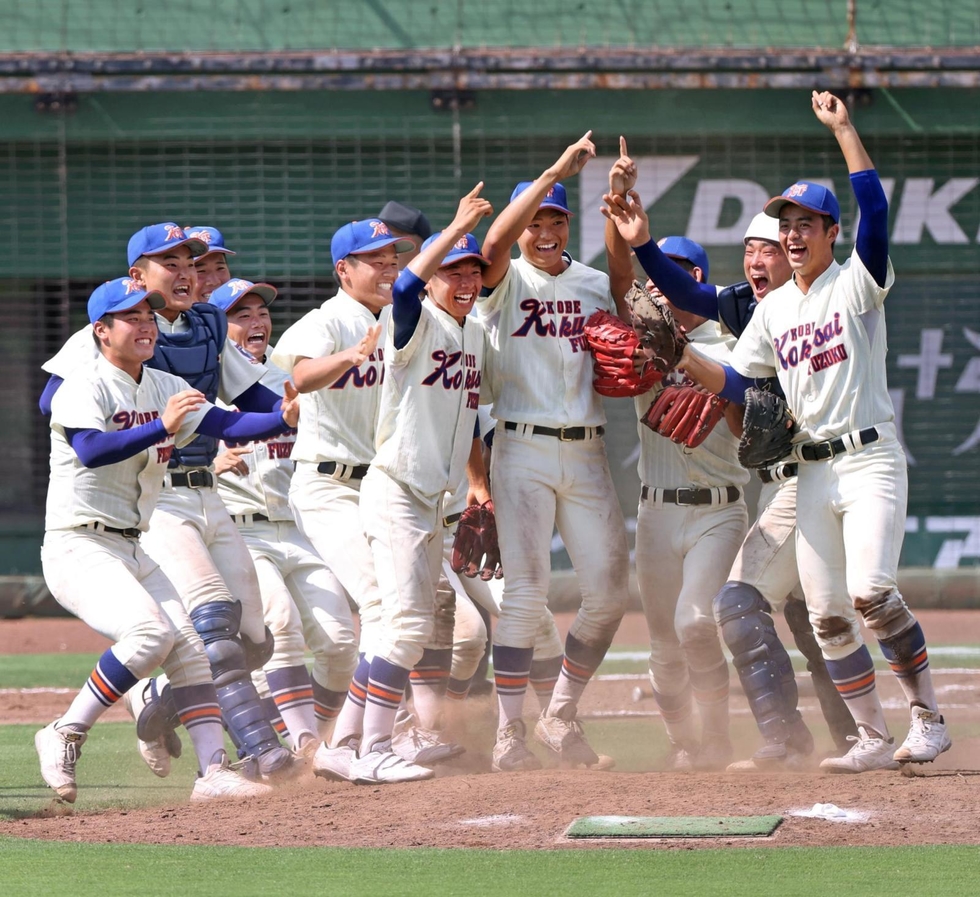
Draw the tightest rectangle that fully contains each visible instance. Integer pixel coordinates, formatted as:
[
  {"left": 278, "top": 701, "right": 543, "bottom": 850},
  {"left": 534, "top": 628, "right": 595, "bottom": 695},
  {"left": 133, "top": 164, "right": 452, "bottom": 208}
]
[
  {"left": 738, "top": 387, "right": 796, "bottom": 468},
  {"left": 625, "top": 280, "right": 688, "bottom": 374},
  {"left": 450, "top": 501, "right": 503, "bottom": 581},
  {"left": 642, "top": 385, "right": 729, "bottom": 448},
  {"left": 583, "top": 310, "right": 663, "bottom": 397}
]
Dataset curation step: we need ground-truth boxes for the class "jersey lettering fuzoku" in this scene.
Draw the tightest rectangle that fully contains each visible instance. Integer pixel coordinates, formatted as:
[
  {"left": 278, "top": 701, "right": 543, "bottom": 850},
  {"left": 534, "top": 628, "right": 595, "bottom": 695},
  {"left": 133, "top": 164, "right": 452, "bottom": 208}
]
[
  {"left": 270, "top": 291, "right": 388, "bottom": 465},
  {"left": 477, "top": 254, "right": 615, "bottom": 428},
  {"left": 373, "top": 299, "right": 487, "bottom": 505},
  {"left": 635, "top": 320, "right": 749, "bottom": 489},
  {"left": 217, "top": 362, "right": 295, "bottom": 521},
  {"left": 46, "top": 354, "right": 210, "bottom": 531},
  {"left": 730, "top": 249, "right": 896, "bottom": 442}
]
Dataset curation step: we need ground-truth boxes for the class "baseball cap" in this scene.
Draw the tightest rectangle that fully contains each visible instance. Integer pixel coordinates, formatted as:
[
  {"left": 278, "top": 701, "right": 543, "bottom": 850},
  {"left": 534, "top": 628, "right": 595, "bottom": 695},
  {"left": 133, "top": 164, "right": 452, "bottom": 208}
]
[
  {"left": 377, "top": 201, "right": 432, "bottom": 241},
  {"left": 127, "top": 223, "right": 210, "bottom": 267},
  {"left": 330, "top": 219, "right": 416, "bottom": 266},
  {"left": 185, "top": 225, "right": 236, "bottom": 257},
  {"left": 657, "top": 236, "right": 710, "bottom": 281},
  {"left": 509, "top": 181, "right": 573, "bottom": 215},
  {"left": 208, "top": 278, "right": 277, "bottom": 312},
  {"left": 743, "top": 212, "right": 781, "bottom": 245},
  {"left": 420, "top": 232, "right": 489, "bottom": 267},
  {"left": 764, "top": 181, "right": 840, "bottom": 223},
  {"left": 88, "top": 277, "right": 166, "bottom": 323}
]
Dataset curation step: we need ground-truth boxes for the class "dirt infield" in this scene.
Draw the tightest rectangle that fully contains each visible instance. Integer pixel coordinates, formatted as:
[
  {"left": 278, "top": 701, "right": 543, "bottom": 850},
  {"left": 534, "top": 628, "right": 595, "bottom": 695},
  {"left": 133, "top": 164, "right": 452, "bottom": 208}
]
[{"left": 3, "top": 612, "right": 979, "bottom": 850}]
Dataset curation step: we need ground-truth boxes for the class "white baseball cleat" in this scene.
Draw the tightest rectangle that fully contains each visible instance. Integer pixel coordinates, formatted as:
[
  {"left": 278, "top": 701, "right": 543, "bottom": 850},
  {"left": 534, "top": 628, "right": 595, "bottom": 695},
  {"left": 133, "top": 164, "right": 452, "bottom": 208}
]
[
  {"left": 491, "top": 720, "right": 542, "bottom": 772},
  {"left": 819, "top": 727, "right": 900, "bottom": 774},
  {"left": 661, "top": 743, "right": 696, "bottom": 772},
  {"left": 392, "top": 723, "right": 465, "bottom": 766},
  {"left": 312, "top": 740, "right": 357, "bottom": 782},
  {"left": 190, "top": 750, "right": 274, "bottom": 801},
  {"left": 893, "top": 707, "right": 952, "bottom": 764},
  {"left": 534, "top": 713, "right": 610, "bottom": 769},
  {"left": 349, "top": 742, "right": 435, "bottom": 785},
  {"left": 35, "top": 722, "right": 87, "bottom": 803}
]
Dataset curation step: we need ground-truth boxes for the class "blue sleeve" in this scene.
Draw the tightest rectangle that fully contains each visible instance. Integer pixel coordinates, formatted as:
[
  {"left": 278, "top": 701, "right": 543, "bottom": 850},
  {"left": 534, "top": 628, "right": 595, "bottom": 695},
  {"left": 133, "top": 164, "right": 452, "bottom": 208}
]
[
  {"left": 195, "top": 406, "right": 290, "bottom": 444},
  {"left": 39, "top": 374, "right": 64, "bottom": 415},
  {"left": 850, "top": 169, "right": 889, "bottom": 288},
  {"left": 720, "top": 365, "right": 758, "bottom": 404},
  {"left": 392, "top": 270, "right": 425, "bottom": 350},
  {"left": 232, "top": 380, "right": 282, "bottom": 413},
  {"left": 473, "top": 419, "right": 480, "bottom": 439},
  {"left": 65, "top": 420, "right": 169, "bottom": 468},
  {"left": 632, "top": 241, "right": 720, "bottom": 319}
]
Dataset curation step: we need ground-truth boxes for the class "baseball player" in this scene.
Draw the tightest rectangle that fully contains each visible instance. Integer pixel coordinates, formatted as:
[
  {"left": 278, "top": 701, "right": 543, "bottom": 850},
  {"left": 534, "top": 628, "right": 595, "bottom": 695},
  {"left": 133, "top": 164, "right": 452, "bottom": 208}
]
[
  {"left": 187, "top": 225, "right": 235, "bottom": 302},
  {"left": 352, "top": 184, "right": 494, "bottom": 784},
  {"left": 477, "top": 133, "right": 632, "bottom": 772},
  {"left": 676, "top": 91, "right": 951, "bottom": 772},
  {"left": 42, "top": 223, "right": 298, "bottom": 782},
  {"left": 604, "top": 156, "right": 857, "bottom": 767},
  {"left": 210, "top": 279, "right": 359, "bottom": 752},
  {"left": 36, "top": 277, "right": 300, "bottom": 802}
]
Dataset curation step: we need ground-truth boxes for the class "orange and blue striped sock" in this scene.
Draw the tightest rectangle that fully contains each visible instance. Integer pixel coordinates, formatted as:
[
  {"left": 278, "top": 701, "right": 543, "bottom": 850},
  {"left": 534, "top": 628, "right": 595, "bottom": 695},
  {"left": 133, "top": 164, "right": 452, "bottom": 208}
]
[
  {"left": 493, "top": 645, "right": 534, "bottom": 725},
  {"left": 360, "top": 657, "right": 411, "bottom": 754},
  {"left": 171, "top": 682, "right": 225, "bottom": 769},
  {"left": 409, "top": 648, "right": 452, "bottom": 729},
  {"left": 878, "top": 623, "right": 938, "bottom": 712},
  {"left": 311, "top": 676, "right": 346, "bottom": 725},
  {"left": 58, "top": 648, "right": 138, "bottom": 732},
  {"left": 267, "top": 665, "right": 316, "bottom": 745},
  {"left": 547, "top": 633, "right": 609, "bottom": 718},
  {"left": 825, "top": 645, "right": 889, "bottom": 738},
  {"left": 529, "top": 655, "right": 563, "bottom": 711}
]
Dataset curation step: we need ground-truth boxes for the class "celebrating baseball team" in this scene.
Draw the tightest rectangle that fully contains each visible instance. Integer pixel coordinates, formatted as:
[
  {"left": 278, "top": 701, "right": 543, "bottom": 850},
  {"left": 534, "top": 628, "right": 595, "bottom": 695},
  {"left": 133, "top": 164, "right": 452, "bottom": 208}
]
[{"left": 33, "top": 91, "right": 952, "bottom": 805}]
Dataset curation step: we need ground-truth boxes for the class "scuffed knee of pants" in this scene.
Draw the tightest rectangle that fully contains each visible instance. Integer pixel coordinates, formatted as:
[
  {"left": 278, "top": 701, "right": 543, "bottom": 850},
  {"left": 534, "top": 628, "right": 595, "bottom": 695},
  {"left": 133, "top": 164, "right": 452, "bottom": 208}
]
[
  {"left": 853, "top": 588, "right": 914, "bottom": 641},
  {"left": 811, "top": 613, "right": 862, "bottom": 658}
]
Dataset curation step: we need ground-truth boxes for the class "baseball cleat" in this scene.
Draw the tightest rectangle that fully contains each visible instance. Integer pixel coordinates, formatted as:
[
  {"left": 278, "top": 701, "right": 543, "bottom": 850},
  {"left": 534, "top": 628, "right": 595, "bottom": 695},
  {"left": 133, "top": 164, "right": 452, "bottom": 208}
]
[
  {"left": 256, "top": 744, "right": 303, "bottom": 782},
  {"left": 491, "top": 720, "right": 542, "bottom": 772},
  {"left": 35, "top": 722, "right": 86, "bottom": 803},
  {"left": 392, "top": 723, "right": 465, "bottom": 766},
  {"left": 660, "top": 743, "right": 696, "bottom": 772},
  {"left": 312, "top": 740, "right": 357, "bottom": 782},
  {"left": 819, "top": 727, "right": 900, "bottom": 774},
  {"left": 893, "top": 707, "right": 952, "bottom": 764},
  {"left": 191, "top": 750, "right": 274, "bottom": 801},
  {"left": 122, "top": 680, "right": 181, "bottom": 779},
  {"left": 693, "top": 736, "right": 734, "bottom": 772},
  {"left": 534, "top": 713, "right": 605, "bottom": 768},
  {"left": 349, "top": 742, "right": 435, "bottom": 785}
]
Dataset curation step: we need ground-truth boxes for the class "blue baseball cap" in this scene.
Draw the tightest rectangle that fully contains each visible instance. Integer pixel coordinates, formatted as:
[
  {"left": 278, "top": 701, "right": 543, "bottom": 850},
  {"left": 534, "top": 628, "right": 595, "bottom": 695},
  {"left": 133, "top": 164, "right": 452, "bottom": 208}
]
[
  {"left": 330, "top": 219, "right": 416, "bottom": 266},
  {"left": 88, "top": 277, "right": 166, "bottom": 324},
  {"left": 509, "top": 181, "right": 573, "bottom": 215},
  {"left": 420, "top": 232, "right": 490, "bottom": 267},
  {"left": 764, "top": 181, "right": 840, "bottom": 224},
  {"left": 127, "top": 223, "right": 210, "bottom": 267},
  {"left": 657, "top": 236, "right": 710, "bottom": 281},
  {"left": 185, "top": 225, "right": 236, "bottom": 257},
  {"left": 208, "top": 278, "right": 277, "bottom": 312}
]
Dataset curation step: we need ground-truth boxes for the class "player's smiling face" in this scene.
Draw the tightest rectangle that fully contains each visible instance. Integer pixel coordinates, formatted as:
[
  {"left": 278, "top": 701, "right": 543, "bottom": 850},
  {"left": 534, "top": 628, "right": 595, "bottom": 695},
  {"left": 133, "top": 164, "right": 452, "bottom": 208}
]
[
  {"left": 518, "top": 209, "right": 569, "bottom": 275},
  {"left": 226, "top": 294, "right": 272, "bottom": 361},
  {"left": 94, "top": 300, "right": 159, "bottom": 375},
  {"left": 778, "top": 205, "right": 838, "bottom": 282},
  {"left": 744, "top": 238, "right": 792, "bottom": 301},
  {"left": 194, "top": 253, "right": 231, "bottom": 302},
  {"left": 338, "top": 246, "right": 399, "bottom": 312},
  {"left": 428, "top": 259, "right": 484, "bottom": 324},
  {"left": 131, "top": 245, "right": 199, "bottom": 321}
]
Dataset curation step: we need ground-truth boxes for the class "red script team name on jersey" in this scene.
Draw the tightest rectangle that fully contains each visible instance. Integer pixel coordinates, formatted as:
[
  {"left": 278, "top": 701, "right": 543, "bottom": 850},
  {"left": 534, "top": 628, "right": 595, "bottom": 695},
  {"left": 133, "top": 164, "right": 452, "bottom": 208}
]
[
  {"left": 511, "top": 298, "right": 589, "bottom": 353},
  {"left": 422, "top": 350, "right": 482, "bottom": 409},
  {"left": 111, "top": 409, "right": 172, "bottom": 462},
  {"left": 773, "top": 313, "right": 847, "bottom": 376},
  {"left": 330, "top": 348, "right": 385, "bottom": 390}
]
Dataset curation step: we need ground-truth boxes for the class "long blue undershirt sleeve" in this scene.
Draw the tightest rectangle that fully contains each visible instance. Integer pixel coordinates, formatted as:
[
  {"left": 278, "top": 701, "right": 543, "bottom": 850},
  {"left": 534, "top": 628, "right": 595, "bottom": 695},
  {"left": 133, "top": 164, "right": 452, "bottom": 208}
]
[
  {"left": 850, "top": 169, "right": 889, "bottom": 288},
  {"left": 195, "top": 407, "right": 290, "bottom": 443},
  {"left": 232, "top": 380, "right": 282, "bottom": 413},
  {"left": 632, "top": 240, "right": 720, "bottom": 319},
  {"left": 392, "top": 270, "right": 425, "bottom": 350},
  {"left": 65, "top": 420, "right": 169, "bottom": 468},
  {"left": 720, "top": 365, "right": 758, "bottom": 404},
  {"left": 39, "top": 374, "right": 64, "bottom": 415}
]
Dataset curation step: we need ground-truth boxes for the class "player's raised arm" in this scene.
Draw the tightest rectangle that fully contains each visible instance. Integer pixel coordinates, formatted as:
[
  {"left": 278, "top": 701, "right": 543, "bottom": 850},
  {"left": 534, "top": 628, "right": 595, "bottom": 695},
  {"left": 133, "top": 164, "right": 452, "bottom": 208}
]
[
  {"left": 812, "top": 91, "right": 873, "bottom": 174},
  {"left": 604, "top": 137, "right": 638, "bottom": 316},
  {"left": 481, "top": 131, "right": 595, "bottom": 289}
]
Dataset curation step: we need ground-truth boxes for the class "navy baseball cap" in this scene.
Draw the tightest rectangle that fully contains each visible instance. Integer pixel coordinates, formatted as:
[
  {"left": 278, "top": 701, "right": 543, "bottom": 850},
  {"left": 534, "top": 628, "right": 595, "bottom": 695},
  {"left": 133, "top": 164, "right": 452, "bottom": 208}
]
[
  {"left": 421, "top": 232, "right": 490, "bottom": 267},
  {"left": 88, "top": 277, "right": 166, "bottom": 323},
  {"left": 185, "top": 225, "right": 236, "bottom": 257},
  {"left": 658, "top": 236, "right": 710, "bottom": 281},
  {"left": 208, "top": 278, "right": 277, "bottom": 312},
  {"left": 377, "top": 201, "right": 432, "bottom": 241},
  {"left": 764, "top": 181, "right": 840, "bottom": 224},
  {"left": 330, "top": 219, "right": 416, "bottom": 266},
  {"left": 127, "top": 223, "right": 210, "bottom": 267},
  {"left": 509, "top": 181, "right": 573, "bottom": 215}
]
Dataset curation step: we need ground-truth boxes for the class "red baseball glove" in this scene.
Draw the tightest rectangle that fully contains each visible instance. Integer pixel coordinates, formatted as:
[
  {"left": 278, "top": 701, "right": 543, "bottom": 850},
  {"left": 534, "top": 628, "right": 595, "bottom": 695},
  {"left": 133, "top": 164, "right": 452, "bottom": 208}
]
[
  {"left": 642, "top": 385, "right": 729, "bottom": 448},
  {"left": 583, "top": 310, "right": 663, "bottom": 398}
]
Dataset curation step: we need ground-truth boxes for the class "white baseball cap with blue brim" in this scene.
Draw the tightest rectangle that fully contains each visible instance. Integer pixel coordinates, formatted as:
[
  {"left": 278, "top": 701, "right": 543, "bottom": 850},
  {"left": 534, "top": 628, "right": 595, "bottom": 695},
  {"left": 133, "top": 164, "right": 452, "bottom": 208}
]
[
  {"left": 208, "top": 278, "right": 277, "bottom": 312},
  {"left": 88, "top": 277, "right": 166, "bottom": 323},
  {"left": 127, "top": 223, "right": 210, "bottom": 267}
]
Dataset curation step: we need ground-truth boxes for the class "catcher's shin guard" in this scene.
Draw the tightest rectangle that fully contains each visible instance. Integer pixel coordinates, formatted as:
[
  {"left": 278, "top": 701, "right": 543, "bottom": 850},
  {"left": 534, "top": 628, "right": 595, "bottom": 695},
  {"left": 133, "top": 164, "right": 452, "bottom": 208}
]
[
  {"left": 190, "top": 601, "right": 283, "bottom": 767},
  {"left": 714, "top": 582, "right": 807, "bottom": 749},
  {"left": 134, "top": 677, "right": 182, "bottom": 746}
]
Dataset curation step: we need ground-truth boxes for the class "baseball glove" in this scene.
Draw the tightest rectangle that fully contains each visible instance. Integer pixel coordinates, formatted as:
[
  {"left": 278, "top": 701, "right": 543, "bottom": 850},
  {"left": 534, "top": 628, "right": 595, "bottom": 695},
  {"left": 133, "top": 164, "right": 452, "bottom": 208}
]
[
  {"left": 738, "top": 387, "right": 796, "bottom": 468},
  {"left": 642, "top": 385, "right": 729, "bottom": 448},
  {"left": 625, "top": 280, "right": 688, "bottom": 374},
  {"left": 450, "top": 501, "right": 503, "bottom": 580},
  {"left": 583, "top": 310, "right": 663, "bottom": 397}
]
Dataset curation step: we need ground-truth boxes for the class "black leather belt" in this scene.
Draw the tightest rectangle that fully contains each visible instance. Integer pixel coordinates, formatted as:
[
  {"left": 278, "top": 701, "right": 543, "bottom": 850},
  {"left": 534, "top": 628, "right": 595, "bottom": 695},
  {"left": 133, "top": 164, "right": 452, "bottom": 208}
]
[
  {"left": 799, "top": 427, "right": 879, "bottom": 462},
  {"left": 81, "top": 522, "right": 141, "bottom": 539},
  {"left": 759, "top": 464, "right": 798, "bottom": 484},
  {"left": 641, "top": 485, "right": 741, "bottom": 506},
  {"left": 443, "top": 511, "right": 462, "bottom": 528},
  {"left": 231, "top": 513, "right": 269, "bottom": 525},
  {"left": 317, "top": 461, "right": 370, "bottom": 479},
  {"left": 169, "top": 469, "right": 214, "bottom": 488},
  {"left": 503, "top": 422, "right": 604, "bottom": 441}
]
